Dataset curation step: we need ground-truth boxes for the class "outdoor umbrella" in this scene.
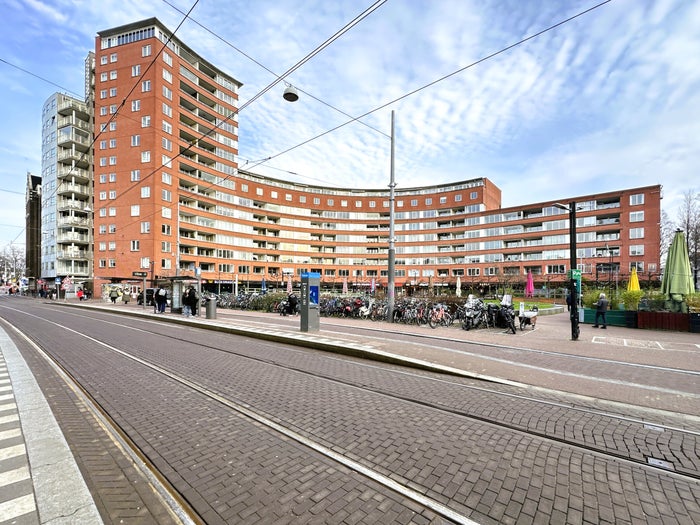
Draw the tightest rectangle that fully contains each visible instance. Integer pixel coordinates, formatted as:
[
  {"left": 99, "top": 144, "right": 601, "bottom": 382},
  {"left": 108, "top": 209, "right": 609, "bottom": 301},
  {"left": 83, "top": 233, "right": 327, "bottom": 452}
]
[
  {"left": 525, "top": 271, "right": 535, "bottom": 298},
  {"left": 286, "top": 275, "right": 293, "bottom": 294},
  {"left": 456, "top": 276, "right": 462, "bottom": 297},
  {"left": 627, "top": 267, "right": 640, "bottom": 292},
  {"left": 342, "top": 277, "right": 348, "bottom": 295},
  {"left": 261, "top": 277, "right": 267, "bottom": 294},
  {"left": 661, "top": 229, "right": 694, "bottom": 300}
]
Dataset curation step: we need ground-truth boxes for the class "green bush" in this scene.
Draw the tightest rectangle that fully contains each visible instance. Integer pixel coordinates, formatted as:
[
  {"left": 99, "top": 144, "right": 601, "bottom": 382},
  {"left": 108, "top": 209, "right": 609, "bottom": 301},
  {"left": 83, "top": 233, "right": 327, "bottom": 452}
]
[{"left": 621, "top": 290, "right": 644, "bottom": 311}]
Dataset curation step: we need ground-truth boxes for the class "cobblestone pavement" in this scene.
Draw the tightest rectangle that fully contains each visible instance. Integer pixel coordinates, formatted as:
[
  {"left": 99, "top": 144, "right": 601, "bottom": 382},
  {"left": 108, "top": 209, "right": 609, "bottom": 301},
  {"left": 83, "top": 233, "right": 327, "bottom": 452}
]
[{"left": 1, "top": 297, "right": 698, "bottom": 524}]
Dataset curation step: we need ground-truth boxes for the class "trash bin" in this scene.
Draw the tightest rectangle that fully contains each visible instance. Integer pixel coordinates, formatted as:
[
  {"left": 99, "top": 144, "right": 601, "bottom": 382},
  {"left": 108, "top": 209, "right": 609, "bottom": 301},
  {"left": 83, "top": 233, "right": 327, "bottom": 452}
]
[{"left": 205, "top": 298, "right": 216, "bottom": 319}]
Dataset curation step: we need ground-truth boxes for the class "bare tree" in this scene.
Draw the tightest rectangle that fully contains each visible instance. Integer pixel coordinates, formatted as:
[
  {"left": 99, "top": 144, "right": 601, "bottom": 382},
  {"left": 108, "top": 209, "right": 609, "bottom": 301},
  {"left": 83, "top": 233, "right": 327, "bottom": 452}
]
[
  {"left": 659, "top": 209, "right": 675, "bottom": 266},
  {"left": 676, "top": 189, "right": 700, "bottom": 290},
  {"left": 1, "top": 244, "right": 26, "bottom": 284}
]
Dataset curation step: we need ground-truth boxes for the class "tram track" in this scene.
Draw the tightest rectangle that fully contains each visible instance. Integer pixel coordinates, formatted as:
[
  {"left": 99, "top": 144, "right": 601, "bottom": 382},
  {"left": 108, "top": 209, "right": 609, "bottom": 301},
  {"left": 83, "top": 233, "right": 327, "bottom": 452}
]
[
  {"left": 10, "top": 304, "right": 700, "bottom": 482},
  {"left": 3, "top": 301, "right": 700, "bottom": 524}
]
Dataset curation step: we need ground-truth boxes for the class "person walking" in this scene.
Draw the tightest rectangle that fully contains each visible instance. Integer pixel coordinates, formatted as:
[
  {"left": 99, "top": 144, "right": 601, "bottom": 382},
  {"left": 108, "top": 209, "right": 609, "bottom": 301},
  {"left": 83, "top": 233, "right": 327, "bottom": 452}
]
[
  {"left": 182, "top": 287, "right": 193, "bottom": 317},
  {"left": 109, "top": 287, "right": 119, "bottom": 304},
  {"left": 155, "top": 286, "right": 167, "bottom": 313},
  {"left": 593, "top": 292, "right": 608, "bottom": 328}
]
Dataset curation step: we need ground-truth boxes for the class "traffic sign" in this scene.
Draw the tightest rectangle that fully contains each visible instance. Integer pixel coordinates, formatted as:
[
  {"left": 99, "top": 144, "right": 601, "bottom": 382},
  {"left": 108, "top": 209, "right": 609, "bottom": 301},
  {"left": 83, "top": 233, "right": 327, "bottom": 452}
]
[
  {"left": 567, "top": 269, "right": 581, "bottom": 279},
  {"left": 132, "top": 271, "right": 148, "bottom": 277}
]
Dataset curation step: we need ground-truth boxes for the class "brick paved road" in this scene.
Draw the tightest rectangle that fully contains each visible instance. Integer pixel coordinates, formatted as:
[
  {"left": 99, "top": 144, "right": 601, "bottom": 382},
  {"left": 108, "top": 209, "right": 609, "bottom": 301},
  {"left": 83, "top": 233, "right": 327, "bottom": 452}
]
[{"left": 1, "top": 298, "right": 698, "bottom": 524}]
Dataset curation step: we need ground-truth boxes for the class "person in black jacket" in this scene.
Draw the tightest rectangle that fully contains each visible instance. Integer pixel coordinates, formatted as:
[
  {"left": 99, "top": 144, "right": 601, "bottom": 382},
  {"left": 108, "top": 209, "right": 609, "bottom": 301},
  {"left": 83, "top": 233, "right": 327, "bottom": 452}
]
[{"left": 593, "top": 292, "right": 608, "bottom": 329}]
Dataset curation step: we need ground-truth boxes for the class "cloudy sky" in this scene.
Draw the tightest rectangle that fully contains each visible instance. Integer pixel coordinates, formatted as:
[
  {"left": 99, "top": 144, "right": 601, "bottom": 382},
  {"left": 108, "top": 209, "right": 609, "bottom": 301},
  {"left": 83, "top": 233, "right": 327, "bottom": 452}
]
[{"left": 1, "top": 0, "right": 698, "bottom": 250}]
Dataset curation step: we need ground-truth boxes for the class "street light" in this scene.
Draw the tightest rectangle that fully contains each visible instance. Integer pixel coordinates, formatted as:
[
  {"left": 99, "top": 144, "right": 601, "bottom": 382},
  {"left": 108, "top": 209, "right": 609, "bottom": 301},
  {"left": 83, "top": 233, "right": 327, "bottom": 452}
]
[{"left": 554, "top": 201, "right": 580, "bottom": 341}]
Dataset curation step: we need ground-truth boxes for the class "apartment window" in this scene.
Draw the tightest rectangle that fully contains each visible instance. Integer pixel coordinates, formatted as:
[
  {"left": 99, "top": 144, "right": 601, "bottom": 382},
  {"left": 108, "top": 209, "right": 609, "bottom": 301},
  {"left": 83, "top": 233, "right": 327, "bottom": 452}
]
[
  {"left": 142, "top": 44, "right": 152, "bottom": 57},
  {"left": 313, "top": 198, "right": 320, "bottom": 205},
  {"left": 141, "top": 151, "right": 151, "bottom": 163},
  {"left": 163, "top": 86, "right": 172, "bottom": 100},
  {"left": 631, "top": 261, "right": 644, "bottom": 272},
  {"left": 131, "top": 65, "right": 141, "bottom": 77},
  {"left": 369, "top": 201, "right": 376, "bottom": 208},
  {"left": 470, "top": 192, "right": 478, "bottom": 199},
  {"left": 110, "top": 53, "right": 117, "bottom": 63},
  {"left": 440, "top": 196, "right": 447, "bottom": 204},
  {"left": 630, "top": 193, "right": 644, "bottom": 205},
  {"left": 286, "top": 194, "right": 293, "bottom": 202},
  {"left": 455, "top": 194, "right": 463, "bottom": 202},
  {"left": 547, "top": 264, "right": 566, "bottom": 274},
  {"left": 109, "top": 259, "right": 116, "bottom": 268},
  {"left": 397, "top": 200, "right": 404, "bottom": 208},
  {"left": 161, "top": 189, "right": 172, "bottom": 202},
  {"left": 108, "top": 190, "right": 116, "bottom": 199},
  {"left": 106, "top": 242, "right": 115, "bottom": 251},
  {"left": 161, "top": 259, "right": 172, "bottom": 270},
  {"left": 99, "top": 191, "right": 107, "bottom": 201},
  {"left": 131, "top": 135, "right": 140, "bottom": 146},
  {"left": 99, "top": 89, "right": 107, "bottom": 99},
  {"left": 629, "top": 227, "right": 644, "bottom": 239},
  {"left": 131, "top": 169, "right": 141, "bottom": 181},
  {"left": 141, "top": 221, "right": 150, "bottom": 233},
  {"left": 162, "top": 69, "right": 172, "bottom": 83},
  {"left": 162, "top": 206, "right": 172, "bottom": 219},
  {"left": 162, "top": 172, "right": 172, "bottom": 184},
  {"left": 162, "top": 138, "right": 172, "bottom": 151},
  {"left": 99, "top": 157, "right": 107, "bottom": 167},
  {"left": 110, "top": 104, "right": 117, "bottom": 114},
  {"left": 299, "top": 196, "right": 306, "bottom": 203},
  {"left": 109, "top": 122, "right": 117, "bottom": 131},
  {"left": 109, "top": 156, "right": 117, "bottom": 165},
  {"left": 109, "top": 173, "right": 117, "bottom": 182},
  {"left": 109, "top": 70, "right": 117, "bottom": 80},
  {"left": 100, "top": 72, "right": 108, "bottom": 82},
  {"left": 162, "top": 51, "right": 172, "bottom": 66},
  {"left": 100, "top": 106, "right": 108, "bottom": 116},
  {"left": 161, "top": 241, "right": 171, "bottom": 252},
  {"left": 141, "top": 80, "right": 151, "bottom": 92},
  {"left": 467, "top": 268, "right": 480, "bottom": 276},
  {"left": 140, "top": 258, "right": 150, "bottom": 269},
  {"left": 131, "top": 100, "right": 140, "bottom": 111},
  {"left": 131, "top": 240, "right": 140, "bottom": 251},
  {"left": 99, "top": 259, "right": 107, "bottom": 268},
  {"left": 108, "top": 207, "right": 117, "bottom": 217},
  {"left": 109, "top": 87, "right": 117, "bottom": 98},
  {"left": 162, "top": 155, "right": 172, "bottom": 168},
  {"left": 109, "top": 138, "right": 117, "bottom": 148},
  {"left": 141, "top": 187, "right": 151, "bottom": 198},
  {"left": 162, "top": 103, "right": 172, "bottom": 117},
  {"left": 355, "top": 201, "right": 362, "bottom": 208},
  {"left": 341, "top": 200, "right": 348, "bottom": 207},
  {"left": 411, "top": 199, "right": 418, "bottom": 206},
  {"left": 99, "top": 140, "right": 107, "bottom": 150},
  {"left": 98, "top": 225, "right": 107, "bottom": 234},
  {"left": 327, "top": 199, "right": 334, "bottom": 206},
  {"left": 100, "top": 56, "right": 108, "bottom": 65},
  {"left": 141, "top": 116, "right": 151, "bottom": 127},
  {"left": 99, "top": 207, "right": 107, "bottom": 217},
  {"left": 108, "top": 224, "right": 116, "bottom": 233},
  {"left": 271, "top": 191, "right": 278, "bottom": 199},
  {"left": 241, "top": 184, "right": 248, "bottom": 192},
  {"left": 99, "top": 174, "right": 107, "bottom": 183},
  {"left": 485, "top": 267, "right": 498, "bottom": 276},
  {"left": 629, "top": 245, "right": 644, "bottom": 256},
  {"left": 162, "top": 120, "right": 172, "bottom": 134},
  {"left": 162, "top": 224, "right": 172, "bottom": 235},
  {"left": 426, "top": 198, "right": 432, "bottom": 206},
  {"left": 630, "top": 211, "right": 644, "bottom": 222},
  {"left": 130, "top": 205, "right": 140, "bottom": 216}
]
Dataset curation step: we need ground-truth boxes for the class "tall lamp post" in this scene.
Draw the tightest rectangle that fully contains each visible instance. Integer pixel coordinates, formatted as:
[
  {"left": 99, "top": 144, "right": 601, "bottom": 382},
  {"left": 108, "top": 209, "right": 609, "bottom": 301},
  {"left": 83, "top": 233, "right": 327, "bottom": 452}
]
[{"left": 554, "top": 201, "right": 580, "bottom": 341}]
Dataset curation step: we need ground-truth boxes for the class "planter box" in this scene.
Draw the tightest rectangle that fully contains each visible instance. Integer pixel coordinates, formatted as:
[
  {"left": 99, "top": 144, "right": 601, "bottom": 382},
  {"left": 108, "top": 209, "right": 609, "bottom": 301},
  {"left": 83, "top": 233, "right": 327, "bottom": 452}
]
[
  {"left": 582, "top": 308, "right": 629, "bottom": 327},
  {"left": 637, "top": 311, "right": 690, "bottom": 331},
  {"left": 690, "top": 313, "right": 700, "bottom": 333}
]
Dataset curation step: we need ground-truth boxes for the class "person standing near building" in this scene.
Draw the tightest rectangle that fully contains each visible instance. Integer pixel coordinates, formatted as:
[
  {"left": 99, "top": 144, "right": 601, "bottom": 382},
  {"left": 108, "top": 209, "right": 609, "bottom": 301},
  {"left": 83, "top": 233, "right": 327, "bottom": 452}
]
[
  {"left": 593, "top": 292, "right": 608, "bottom": 329},
  {"left": 155, "top": 286, "right": 167, "bottom": 314}
]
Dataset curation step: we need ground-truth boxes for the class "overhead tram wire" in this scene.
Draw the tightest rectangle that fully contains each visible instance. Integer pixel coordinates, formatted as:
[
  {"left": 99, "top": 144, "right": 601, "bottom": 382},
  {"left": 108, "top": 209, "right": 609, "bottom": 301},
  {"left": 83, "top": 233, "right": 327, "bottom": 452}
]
[
  {"left": 161, "top": 0, "right": 390, "bottom": 139},
  {"left": 252, "top": 0, "right": 614, "bottom": 168}
]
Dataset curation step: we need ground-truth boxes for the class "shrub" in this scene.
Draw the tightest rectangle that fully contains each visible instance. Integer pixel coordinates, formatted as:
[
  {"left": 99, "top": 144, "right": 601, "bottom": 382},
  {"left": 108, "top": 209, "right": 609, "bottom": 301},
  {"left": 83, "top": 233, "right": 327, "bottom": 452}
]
[{"left": 621, "top": 290, "right": 644, "bottom": 311}]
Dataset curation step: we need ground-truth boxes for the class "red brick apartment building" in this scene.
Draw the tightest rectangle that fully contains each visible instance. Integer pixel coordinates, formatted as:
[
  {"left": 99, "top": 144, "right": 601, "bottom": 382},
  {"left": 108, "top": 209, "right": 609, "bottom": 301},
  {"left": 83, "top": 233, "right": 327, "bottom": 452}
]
[{"left": 86, "top": 18, "right": 660, "bottom": 297}]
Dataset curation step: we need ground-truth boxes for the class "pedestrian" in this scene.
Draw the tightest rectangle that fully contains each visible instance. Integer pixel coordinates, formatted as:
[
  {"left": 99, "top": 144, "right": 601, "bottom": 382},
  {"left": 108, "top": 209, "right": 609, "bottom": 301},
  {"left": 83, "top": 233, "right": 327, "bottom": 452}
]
[
  {"left": 182, "top": 287, "right": 192, "bottom": 317},
  {"left": 155, "top": 286, "right": 168, "bottom": 313},
  {"left": 77, "top": 288, "right": 84, "bottom": 301},
  {"left": 109, "top": 287, "right": 119, "bottom": 304},
  {"left": 122, "top": 289, "right": 130, "bottom": 305},
  {"left": 593, "top": 292, "right": 608, "bottom": 329}
]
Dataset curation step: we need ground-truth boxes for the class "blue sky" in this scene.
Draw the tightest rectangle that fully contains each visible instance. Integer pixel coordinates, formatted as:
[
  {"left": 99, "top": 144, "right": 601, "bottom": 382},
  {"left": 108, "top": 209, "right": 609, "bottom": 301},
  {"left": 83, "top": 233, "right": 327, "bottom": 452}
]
[{"left": 1, "top": 0, "right": 698, "bottom": 250}]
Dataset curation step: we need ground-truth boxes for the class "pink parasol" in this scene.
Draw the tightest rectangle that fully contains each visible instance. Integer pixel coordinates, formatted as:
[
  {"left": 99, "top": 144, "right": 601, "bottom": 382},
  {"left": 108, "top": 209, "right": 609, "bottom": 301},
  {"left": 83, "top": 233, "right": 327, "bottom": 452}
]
[{"left": 525, "top": 271, "right": 535, "bottom": 298}]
